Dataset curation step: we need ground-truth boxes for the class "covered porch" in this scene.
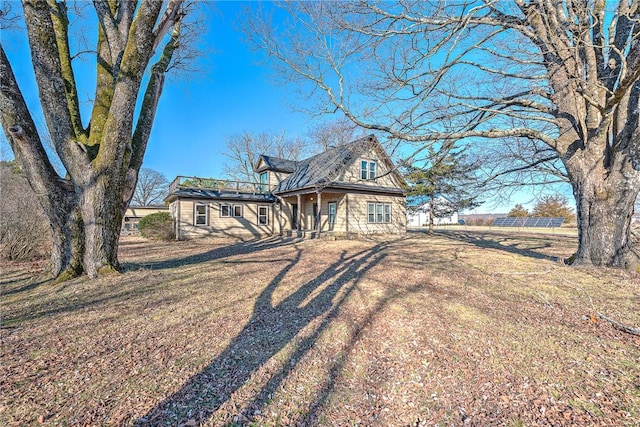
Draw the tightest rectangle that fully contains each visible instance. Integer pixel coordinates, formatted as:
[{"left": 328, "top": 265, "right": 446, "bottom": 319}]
[{"left": 277, "top": 189, "right": 348, "bottom": 236}]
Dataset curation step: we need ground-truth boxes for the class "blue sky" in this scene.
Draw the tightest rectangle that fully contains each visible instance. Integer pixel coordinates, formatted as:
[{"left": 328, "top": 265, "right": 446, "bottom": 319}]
[
  {"left": 1, "top": 1, "right": 316, "bottom": 179},
  {"left": 1, "top": 1, "right": 569, "bottom": 213}
]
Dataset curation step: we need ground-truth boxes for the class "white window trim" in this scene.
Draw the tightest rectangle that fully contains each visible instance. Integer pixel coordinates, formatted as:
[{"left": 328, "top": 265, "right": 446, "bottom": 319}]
[
  {"left": 259, "top": 172, "right": 269, "bottom": 191},
  {"left": 361, "top": 159, "right": 377, "bottom": 180},
  {"left": 384, "top": 203, "right": 392, "bottom": 223},
  {"left": 220, "top": 204, "right": 243, "bottom": 218},
  {"left": 328, "top": 201, "right": 337, "bottom": 224},
  {"left": 367, "top": 202, "right": 391, "bottom": 224},
  {"left": 194, "top": 203, "right": 208, "bottom": 226},
  {"left": 258, "top": 206, "right": 269, "bottom": 225}
]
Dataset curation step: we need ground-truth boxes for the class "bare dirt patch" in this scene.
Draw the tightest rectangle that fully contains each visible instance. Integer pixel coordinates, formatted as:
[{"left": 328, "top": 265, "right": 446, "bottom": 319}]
[{"left": 1, "top": 231, "right": 639, "bottom": 426}]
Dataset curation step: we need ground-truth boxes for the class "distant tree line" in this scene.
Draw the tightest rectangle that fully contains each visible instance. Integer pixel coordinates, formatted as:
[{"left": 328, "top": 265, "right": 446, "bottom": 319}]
[{"left": 507, "top": 195, "right": 575, "bottom": 224}]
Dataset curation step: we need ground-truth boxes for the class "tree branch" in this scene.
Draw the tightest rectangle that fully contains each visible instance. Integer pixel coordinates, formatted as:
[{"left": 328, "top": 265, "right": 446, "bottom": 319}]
[
  {"left": 20, "top": 0, "right": 86, "bottom": 173},
  {"left": 49, "top": 0, "right": 85, "bottom": 138},
  {"left": 0, "top": 44, "right": 70, "bottom": 210},
  {"left": 131, "top": 21, "right": 182, "bottom": 173}
]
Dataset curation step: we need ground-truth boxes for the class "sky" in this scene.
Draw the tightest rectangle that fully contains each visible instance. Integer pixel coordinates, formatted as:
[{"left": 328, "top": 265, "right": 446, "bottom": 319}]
[
  {"left": 0, "top": 1, "right": 569, "bottom": 214},
  {"left": 1, "top": 1, "right": 316, "bottom": 179}
]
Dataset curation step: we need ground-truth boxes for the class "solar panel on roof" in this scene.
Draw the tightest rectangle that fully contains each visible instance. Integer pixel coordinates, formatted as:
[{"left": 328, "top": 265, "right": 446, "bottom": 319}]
[{"left": 491, "top": 217, "right": 565, "bottom": 228}]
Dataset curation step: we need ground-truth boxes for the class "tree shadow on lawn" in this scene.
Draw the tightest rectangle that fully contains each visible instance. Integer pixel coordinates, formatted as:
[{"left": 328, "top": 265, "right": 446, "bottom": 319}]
[
  {"left": 1, "top": 275, "right": 52, "bottom": 297},
  {"left": 3, "top": 238, "right": 305, "bottom": 330},
  {"left": 428, "top": 229, "right": 561, "bottom": 262},
  {"left": 136, "top": 242, "right": 390, "bottom": 426},
  {"left": 122, "top": 236, "right": 300, "bottom": 272}
]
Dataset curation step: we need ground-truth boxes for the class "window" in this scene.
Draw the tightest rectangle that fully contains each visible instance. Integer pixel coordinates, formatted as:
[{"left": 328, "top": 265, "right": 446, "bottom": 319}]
[
  {"left": 195, "top": 204, "right": 208, "bottom": 225},
  {"left": 328, "top": 202, "right": 337, "bottom": 224},
  {"left": 376, "top": 203, "right": 383, "bottom": 223},
  {"left": 361, "top": 160, "right": 377, "bottom": 179},
  {"left": 260, "top": 172, "right": 269, "bottom": 192},
  {"left": 220, "top": 204, "right": 243, "bottom": 217},
  {"left": 367, "top": 202, "right": 391, "bottom": 224},
  {"left": 258, "top": 206, "right": 269, "bottom": 225}
]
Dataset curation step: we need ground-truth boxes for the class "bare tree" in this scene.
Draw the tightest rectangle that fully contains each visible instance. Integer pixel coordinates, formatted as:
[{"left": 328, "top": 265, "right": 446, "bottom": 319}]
[
  {"left": 306, "top": 118, "right": 361, "bottom": 151},
  {"left": 246, "top": 1, "right": 640, "bottom": 270},
  {"left": 221, "top": 131, "right": 309, "bottom": 182},
  {"left": 0, "top": 161, "right": 50, "bottom": 261},
  {"left": 0, "top": 1, "right": 194, "bottom": 280},
  {"left": 132, "top": 168, "right": 169, "bottom": 206}
]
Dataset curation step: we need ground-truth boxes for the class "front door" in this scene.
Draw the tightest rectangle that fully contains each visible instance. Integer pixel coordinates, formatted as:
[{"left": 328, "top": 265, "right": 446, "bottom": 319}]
[
  {"left": 292, "top": 204, "right": 298, "bottom": 229},
  {"left": 312, "top": 203, "right": 318, "bottom": 229}
]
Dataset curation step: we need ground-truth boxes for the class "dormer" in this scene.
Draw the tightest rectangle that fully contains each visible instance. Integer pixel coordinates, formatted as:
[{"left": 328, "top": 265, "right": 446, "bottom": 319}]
[{"left": 254, "top": 155, "right": 300, "bottom": 190}]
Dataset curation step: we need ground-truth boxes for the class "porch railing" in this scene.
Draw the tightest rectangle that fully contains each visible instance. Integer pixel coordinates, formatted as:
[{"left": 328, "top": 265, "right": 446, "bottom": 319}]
[{"left": 169, "top": 176, "right": 272, "bottom": 195}]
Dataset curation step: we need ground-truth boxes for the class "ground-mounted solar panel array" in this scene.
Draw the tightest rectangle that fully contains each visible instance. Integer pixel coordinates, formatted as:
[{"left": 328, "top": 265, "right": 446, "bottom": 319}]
[{"left": 492, "top": 217, "right": 565, "bottom": 228}]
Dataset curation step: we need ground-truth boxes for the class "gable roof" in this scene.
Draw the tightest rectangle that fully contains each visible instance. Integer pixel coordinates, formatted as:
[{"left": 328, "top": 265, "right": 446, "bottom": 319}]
[
  {"left": 255, "top": 155, "right": 299, "bottom": 173},
  {"left": 273, "top": 134, "right": 404, "bottom": 195}
]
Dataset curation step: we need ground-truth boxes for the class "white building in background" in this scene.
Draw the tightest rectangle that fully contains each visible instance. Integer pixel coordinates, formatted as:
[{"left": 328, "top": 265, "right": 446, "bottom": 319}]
[{"left": 407, "top": 195, "right": 459, "bottom": 227}]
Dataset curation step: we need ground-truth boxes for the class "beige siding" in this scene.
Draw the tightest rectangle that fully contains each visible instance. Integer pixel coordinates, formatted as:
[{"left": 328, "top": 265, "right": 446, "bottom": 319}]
[
  {"left": 256, "top": 163, "right": 291, "bottom": 190},
  {"left": 174, "top": 199, "right": 275, "bottom": 239},
  {"left": 344, "top": 194, "right": 406, "bottom": 234},
  {"left": 277, "top": 192, "right": 405, "bottom": 235},
  {"left": 125, "top": 206, "right": 167, "bottom": 217},
  {"left": 277, "top": 198, "right": 294, "bottom": 231},
  {"left": 316, "top": 193, "right": 347, "bottom": 232},
  {"left": 122, "top": 206, "right": 168, "bottom": 235},
  {"left": 338, "top": 148, "right": 403, "bottom": 188},
  {"left": 271, "top": 171, "right": 291, "bottom": 187}
]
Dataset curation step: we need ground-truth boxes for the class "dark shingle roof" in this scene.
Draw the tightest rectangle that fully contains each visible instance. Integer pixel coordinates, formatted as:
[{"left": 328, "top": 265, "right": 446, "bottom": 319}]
[
  {"left": 255, "top": 155, "right": 300, "bottom": 173},
  {"left": 273, "top": 135, "right": 382, "bottom": 194},
  {"left": 166, "top": 188, "right": 276, "bottom": 203}
]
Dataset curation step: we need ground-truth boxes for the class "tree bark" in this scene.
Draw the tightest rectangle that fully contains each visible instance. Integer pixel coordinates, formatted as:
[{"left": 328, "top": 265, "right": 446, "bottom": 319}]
[
  {"left": 1, "top": 1, "right": 185, "bottom": 281},
  {"left": 80, "top": 173, "right": 124, "bottom": 277},
  {"left": 567, "top": 152, "right": 640, "bottom": 269},
  {"left": 50, "top": 203, "right": 84, "bottom": 281}
]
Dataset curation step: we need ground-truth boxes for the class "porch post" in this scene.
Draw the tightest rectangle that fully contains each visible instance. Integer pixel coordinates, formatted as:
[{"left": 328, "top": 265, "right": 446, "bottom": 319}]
[
  {"left": 296, "top": 194, "right": 302, "bottom": 232},
  {"left": 316, "top": 191, "right": 322, "bottom": 235}
]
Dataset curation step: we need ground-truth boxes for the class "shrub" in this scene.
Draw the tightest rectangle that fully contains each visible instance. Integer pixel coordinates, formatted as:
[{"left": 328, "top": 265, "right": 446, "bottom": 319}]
[
  {"left": 138, "top": 212, "right": 174, "bottom": 240},
  {"left": 0, "top": 161, "right": 50, "bottom": 261}
]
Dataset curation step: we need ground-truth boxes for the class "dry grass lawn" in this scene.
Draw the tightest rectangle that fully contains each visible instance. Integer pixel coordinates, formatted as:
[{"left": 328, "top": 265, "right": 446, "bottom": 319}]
[{"left": 1, "top": 230, "right": 639, "bottom": 426}]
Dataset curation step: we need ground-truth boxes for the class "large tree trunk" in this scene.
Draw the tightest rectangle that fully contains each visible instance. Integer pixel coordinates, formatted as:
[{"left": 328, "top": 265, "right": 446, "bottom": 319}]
[
  {"left": 50, "top": 203, "right": 85, "bottom": 281},
  {"left": 79, "top": 173, "right": 125, "bottom": 278},
  {"left": 1, "top": 1, "right": 185, "bottom": 282},
  {"left": 568, "top": 152, "right": 640, "bottom": 269}
]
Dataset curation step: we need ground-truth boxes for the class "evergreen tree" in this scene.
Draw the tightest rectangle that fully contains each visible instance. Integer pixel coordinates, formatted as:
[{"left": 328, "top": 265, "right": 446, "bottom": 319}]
[{"left": 404, "top": 149, "right": 481, "bottom": 234}]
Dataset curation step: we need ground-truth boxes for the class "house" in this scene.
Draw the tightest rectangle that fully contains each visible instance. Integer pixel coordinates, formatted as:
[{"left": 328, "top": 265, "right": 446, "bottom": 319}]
[
  {"left": 407, "top": 195, "right": 459, "bottom": 227},
  {"left": 165, "top": 135, "right": 407, "bottom": 239},
  {"left": 121, "top": 205, "right": 169, "bottom": 235}
]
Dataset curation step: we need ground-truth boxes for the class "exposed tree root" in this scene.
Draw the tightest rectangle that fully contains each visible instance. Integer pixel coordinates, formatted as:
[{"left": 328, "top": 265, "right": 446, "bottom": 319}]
[
  {"left": 576, "top": 285, "right": 640, "bottom": 337},
  {"left": 97, "top": 265, "right": 121, "bottom": 278},
  {"left": 53, "top": 267, "right": 83, "bottom": 284},
  {"left": 597, "top": 313, "right": 640, "bottom": 337}
]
